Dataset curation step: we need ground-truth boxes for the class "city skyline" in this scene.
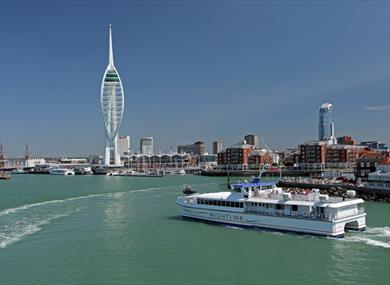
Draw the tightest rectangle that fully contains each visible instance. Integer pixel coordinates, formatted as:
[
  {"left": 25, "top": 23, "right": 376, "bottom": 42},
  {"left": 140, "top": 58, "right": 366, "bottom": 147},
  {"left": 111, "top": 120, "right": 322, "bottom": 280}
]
[{"left": 1, "top": 1, "right": 390, "bottom": 156}]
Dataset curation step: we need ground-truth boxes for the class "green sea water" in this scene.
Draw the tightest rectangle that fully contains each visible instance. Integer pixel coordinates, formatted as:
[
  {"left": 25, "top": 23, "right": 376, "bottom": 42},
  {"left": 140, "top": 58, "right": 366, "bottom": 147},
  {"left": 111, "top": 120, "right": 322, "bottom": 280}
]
[{"left": 0, "top": 175, "right": 389, "bottom": 285}]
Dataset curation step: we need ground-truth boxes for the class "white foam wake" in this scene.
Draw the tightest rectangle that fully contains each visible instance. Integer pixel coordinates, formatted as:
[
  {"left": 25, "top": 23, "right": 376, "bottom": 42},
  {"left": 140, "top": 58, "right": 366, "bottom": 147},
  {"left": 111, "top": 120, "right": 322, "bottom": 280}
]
[
  {"left": 0, "top": 187, "right": 160, "bottom": 249},
  {"left": 344, "top": 227, "right": 390, "bottom": 249},
  {"left": 0, "top": 187, "right": 159, "bottom": 218},
  {"left": 0, "top": 194, "right": 103, "bottom": 217},
  {"left": 0, "top": 212, "right": 72, "bottom": 248}
]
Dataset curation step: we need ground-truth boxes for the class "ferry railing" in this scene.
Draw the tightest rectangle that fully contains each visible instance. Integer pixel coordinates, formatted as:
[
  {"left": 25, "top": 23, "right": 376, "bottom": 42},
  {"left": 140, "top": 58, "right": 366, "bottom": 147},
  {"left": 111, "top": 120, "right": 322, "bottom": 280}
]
[{"left": 244, "top": 205, "right": 366, "bottom": 221}]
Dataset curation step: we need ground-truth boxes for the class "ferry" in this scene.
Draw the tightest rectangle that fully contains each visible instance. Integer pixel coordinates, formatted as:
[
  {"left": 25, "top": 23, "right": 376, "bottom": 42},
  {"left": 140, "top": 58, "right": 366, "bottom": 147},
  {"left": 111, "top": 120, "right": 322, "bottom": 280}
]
[
  {"left": 362, "top": 171, "right": 390, "bottom": 191},
  {"left": 176, "top": 179, "right": 366, "bottom": 237},
  {"left": 49, "top": 168, "right": 75, "bottom": 176}
]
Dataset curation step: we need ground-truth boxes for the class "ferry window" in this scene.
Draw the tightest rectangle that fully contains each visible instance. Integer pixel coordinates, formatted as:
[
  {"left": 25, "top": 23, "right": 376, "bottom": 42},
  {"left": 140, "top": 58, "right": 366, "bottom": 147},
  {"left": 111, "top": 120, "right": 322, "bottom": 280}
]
[
  {"left": 240, "top": 203, "right": 243, "bottom": 208},
  {"left": 266, "top": 204, "right": 269, "bottom": 209},
  {"left": 292, "top": 205, "right": 298, "bottom": 211},
  {"left": 222, "top": 201, "right": 226, "bottom": 207},
  {"left": 205, "top": 200, "right": 209, "bottom": 205},
  {"left": 276, "top": 204, "right": 282, "bottom": 210},
  {"left": 226, "top": 201, "right": 231, "bottom": 207},
  {"left": 217, "top": 200, "right": 221, "bottom": 206},
  {"left": 213, "top": 200, "right": 217, "bottom": 206},
  {"left": 235, "top": 202, "right": 240, "bottom": 208}
]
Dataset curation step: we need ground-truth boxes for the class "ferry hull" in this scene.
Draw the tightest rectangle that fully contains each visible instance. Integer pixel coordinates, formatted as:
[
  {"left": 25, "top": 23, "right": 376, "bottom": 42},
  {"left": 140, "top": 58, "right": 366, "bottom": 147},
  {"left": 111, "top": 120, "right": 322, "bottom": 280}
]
[{"left": 177, "top": 203, "right": 366, "bottom": 238}]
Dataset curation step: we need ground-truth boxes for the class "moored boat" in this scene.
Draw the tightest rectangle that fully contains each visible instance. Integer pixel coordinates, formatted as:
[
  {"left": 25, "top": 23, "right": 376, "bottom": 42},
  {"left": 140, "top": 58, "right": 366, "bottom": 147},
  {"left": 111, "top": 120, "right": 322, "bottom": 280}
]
[
  {"left": 0, "top": 172, "right": 11, "bottom": 180},
  {"left": 49, "top": 168, "right": 75, "bottom": 176}
]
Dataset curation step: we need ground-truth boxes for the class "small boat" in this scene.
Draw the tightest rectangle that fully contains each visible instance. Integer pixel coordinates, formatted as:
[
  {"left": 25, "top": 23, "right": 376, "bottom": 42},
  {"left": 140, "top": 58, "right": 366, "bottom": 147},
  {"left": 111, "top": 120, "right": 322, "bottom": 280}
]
[
  {"left": 93, "top": 166, "right": 110, "bottom": 175},
  {"left": 11, "top": 169, "right": 26, "bottom": 174},
  {"left": 74, "top": 166, "right": 93, "bottom": 175},
  {"left": 182, "top": 185, "right": 196, "bottom": 195},
  {"left": 49, "top": 168, "right": 75, "bottom": 176},
  {"left": 0, "top": 172, "right": 11, "bottom": 180},
  {"left": 118, "top": 170, "right": 164, "bottom": 177}
]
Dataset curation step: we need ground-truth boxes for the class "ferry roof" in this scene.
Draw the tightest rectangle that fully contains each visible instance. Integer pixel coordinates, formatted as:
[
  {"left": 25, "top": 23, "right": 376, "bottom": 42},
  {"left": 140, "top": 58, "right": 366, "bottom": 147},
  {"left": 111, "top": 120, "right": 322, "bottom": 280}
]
[
  {"left": 191, "top": 191, "right": 364, "bottom": 207},
  {"left": 232, "top": 181, "right": 276, "bottom": 188}
]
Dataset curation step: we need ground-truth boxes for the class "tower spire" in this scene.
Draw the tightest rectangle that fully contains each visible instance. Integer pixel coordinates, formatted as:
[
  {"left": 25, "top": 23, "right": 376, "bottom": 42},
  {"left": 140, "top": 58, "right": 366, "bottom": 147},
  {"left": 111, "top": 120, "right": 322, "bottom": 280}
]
[{"left": 109, "top": 24, "right": 114, "bottom": 66}]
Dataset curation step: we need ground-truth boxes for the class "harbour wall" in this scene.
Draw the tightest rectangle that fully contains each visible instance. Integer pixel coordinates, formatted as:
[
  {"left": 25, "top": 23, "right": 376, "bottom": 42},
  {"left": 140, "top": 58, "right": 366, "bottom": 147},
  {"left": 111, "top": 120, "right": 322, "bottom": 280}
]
[{"left": 200, "top": 169, "right": 322, "bottom": 177}]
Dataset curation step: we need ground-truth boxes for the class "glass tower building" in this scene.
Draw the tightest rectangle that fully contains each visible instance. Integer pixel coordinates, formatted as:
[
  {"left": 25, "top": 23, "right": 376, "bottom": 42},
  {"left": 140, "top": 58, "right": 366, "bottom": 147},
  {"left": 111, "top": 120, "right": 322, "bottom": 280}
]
[
  {"left": 100, "top": 25, "right": 124, "bottom": 166},
  {"left": 318, "top": 103, "right": 334, "bottom": 141}
]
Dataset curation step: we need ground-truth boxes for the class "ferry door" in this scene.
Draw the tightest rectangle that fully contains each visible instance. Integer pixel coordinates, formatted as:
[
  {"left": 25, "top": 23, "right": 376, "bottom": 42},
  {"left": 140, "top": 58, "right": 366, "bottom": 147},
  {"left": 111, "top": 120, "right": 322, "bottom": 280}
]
[{"left": 315, "top": 207, "right": 324, "bottom": 219}]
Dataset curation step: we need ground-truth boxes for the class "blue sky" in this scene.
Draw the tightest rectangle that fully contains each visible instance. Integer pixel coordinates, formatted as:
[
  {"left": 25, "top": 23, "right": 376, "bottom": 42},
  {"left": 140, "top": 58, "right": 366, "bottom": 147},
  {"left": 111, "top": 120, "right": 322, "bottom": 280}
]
[{"left": 1, "top": 1, "right": 390, "bottom": 157}]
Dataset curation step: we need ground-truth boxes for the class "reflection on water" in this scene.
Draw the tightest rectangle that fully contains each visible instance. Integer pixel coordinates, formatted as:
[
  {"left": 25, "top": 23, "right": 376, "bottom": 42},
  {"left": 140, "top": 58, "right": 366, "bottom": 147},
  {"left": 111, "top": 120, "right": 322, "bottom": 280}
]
[
  {"left": 103, "top": 192, "right": 127, "bottom": 230},
  {"left": 328, "top": 237, "right": 371, "bottom": 284},
  {"left": 328, "top": 227, "right": 390, "bottom": 284}
]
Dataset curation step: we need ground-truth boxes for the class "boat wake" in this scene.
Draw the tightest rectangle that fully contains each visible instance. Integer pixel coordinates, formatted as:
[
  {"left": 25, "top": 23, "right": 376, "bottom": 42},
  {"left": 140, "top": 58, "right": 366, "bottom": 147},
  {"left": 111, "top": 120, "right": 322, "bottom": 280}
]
[
  {"left": 0, "top": 210, "right": 77, "bottom": 249},
  {"left": 0, "top": 187, "right": 161, "bottom": 249},
  {"left": 343, "top": 227, "right": 390, "bottom": 249}
]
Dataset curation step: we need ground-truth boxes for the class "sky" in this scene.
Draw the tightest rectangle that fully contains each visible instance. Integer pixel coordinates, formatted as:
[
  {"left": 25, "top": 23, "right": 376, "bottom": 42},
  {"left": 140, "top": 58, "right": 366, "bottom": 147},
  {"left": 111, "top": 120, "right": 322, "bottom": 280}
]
[{"left": 1, "top": 0, "right": 390, "bottom": 157}]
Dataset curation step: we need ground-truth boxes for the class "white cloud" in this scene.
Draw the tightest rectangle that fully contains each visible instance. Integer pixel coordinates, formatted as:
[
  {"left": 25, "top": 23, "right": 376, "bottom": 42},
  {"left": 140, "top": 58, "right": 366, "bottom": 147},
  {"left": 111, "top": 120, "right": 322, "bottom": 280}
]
[{"left": 363, "top": 105, "right": 390, "bottom": 112}]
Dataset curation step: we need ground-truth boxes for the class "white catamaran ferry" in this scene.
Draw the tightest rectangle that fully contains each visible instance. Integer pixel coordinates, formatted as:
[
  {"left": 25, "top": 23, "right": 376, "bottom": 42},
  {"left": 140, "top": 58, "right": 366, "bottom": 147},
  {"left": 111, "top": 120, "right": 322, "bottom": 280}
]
[{"left": 176, "top": 178, "right": 366, "bottom": 237}]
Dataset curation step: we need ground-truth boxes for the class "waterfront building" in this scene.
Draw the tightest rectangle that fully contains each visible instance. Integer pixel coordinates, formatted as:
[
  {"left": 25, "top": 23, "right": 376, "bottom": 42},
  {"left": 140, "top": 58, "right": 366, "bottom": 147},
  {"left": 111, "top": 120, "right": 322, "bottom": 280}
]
[
  {"left": 324, "top": 145, "right": 362, "bottom": 169},
  {"left": 177, "top": 141, "right": 205, "bottom": 157},
  {"left": 201, "top": 154, "right": 217, "bottom": 163},
  {"left": 127, "top": 153, "right": 196, "bottom": 169},
  {"left": 140, "top": 137, "right": 153, "bottom": 155},
  {"left": 299, "top": 141, "right": 327, "bottom": 169},
  {"left": 100, "top": 25, "right": 125, "bottom": 166},
  {"left": 360, "top": 141, "right": 388, "bottom": 150},
  {"left": 217, "top": 141, "right": 253, "bottom": 170},
  {"left": 212, "top": 141, "right": 223, "bottom": 154},
  {"left": 58, "top": 158, "right": 88, "bottom": 165},
  {"left": 362, "top": 171, "right": 390, "bottom": 190},
  {"left": 244, "top": 134, "right": 260, "bottom": 149},
  {"left": 337, "top": 135, "right": 357, "bottom": 145},
  {"left": 376, "top": 156, "right": 390, "bottom": 172},
  {"left": 117, "top": 136, "right": 131, "bottom": 157},
  {"left": 3, "top": 158, "right": 45, "bottom": 169},
  {"left": 248, "top": 149, "right": 273, "bottom": 170},
  {"left": 280, "top": 148, "right": 300, "bottom": 167},
  {"left": 355, "top": 151, "right": 389, "bottom": 178},
  {"left": 318, "top": 103, "right": 336, "bottom": 142},
  {"left": 298, "top": 140, "right": 365, "bottom": 170}
]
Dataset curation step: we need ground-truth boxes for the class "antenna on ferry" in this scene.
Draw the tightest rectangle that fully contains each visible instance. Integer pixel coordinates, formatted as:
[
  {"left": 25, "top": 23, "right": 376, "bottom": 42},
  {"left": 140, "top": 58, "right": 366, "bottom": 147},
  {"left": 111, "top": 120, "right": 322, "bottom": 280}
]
[
  {"left": 227, "top": 164, "right": 232, "bottom": 189},
  {"left": 258, "top": 164, "right": 265, "bottom": 179}
]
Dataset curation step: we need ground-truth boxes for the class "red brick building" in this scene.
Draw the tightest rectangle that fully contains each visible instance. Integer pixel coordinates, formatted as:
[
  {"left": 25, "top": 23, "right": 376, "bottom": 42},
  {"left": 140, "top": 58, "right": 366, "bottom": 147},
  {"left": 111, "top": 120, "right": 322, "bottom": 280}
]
[
  {"left": 217, "top": 143, "right": 253, "bottom": 170},
  {"left": 248, "top": 151, "right": 273, "bottom": 170},
  {"left": 298, "top": 141, "right": 364, "bottom": 169}
]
